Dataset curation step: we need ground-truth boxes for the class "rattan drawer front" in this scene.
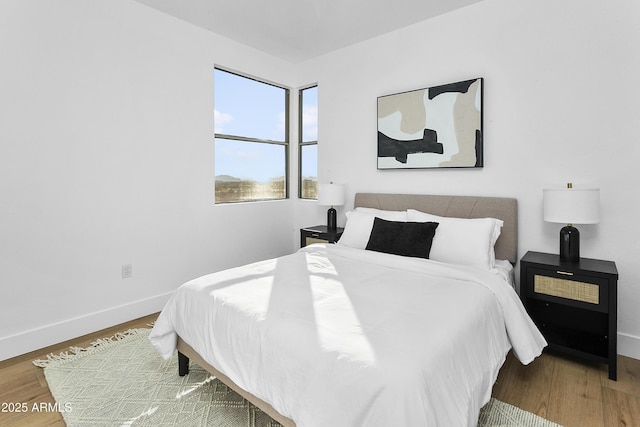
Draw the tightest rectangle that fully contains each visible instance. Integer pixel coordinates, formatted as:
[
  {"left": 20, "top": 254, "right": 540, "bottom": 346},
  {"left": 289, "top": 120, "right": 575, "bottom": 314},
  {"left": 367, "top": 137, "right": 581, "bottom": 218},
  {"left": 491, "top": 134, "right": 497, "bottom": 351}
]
[
  {"left": 305, "top": 237, "right": 328, "bottom": 246},
  {"left": 534, "top": 275, "right": 599, "bottom": 304}
]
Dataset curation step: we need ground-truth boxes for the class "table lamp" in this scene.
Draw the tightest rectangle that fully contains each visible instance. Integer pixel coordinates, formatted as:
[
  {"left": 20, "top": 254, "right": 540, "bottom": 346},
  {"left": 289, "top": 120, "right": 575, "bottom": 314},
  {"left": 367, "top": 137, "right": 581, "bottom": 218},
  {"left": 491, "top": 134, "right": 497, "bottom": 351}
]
[
  {"left": 543, "top": 183, "right": 600, "bottom": 262},
  {"left": 318, "top": 182, "right": 345, "bottom": 231}
]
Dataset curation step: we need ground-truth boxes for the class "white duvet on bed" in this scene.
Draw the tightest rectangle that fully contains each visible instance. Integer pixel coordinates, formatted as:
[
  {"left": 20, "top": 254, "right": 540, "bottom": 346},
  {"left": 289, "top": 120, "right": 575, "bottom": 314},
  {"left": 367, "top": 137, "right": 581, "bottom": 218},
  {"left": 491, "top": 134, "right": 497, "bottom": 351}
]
[{"left": 150, "top": 244, "right": 546, "bottom": 427}]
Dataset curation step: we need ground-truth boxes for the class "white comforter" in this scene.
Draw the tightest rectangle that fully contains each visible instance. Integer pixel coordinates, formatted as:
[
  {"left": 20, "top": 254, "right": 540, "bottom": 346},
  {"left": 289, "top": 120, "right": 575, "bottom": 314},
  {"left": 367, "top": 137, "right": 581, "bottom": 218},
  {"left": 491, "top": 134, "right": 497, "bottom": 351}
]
[{"left": 150, "top": 244, "right": 546, "bottom": 427}]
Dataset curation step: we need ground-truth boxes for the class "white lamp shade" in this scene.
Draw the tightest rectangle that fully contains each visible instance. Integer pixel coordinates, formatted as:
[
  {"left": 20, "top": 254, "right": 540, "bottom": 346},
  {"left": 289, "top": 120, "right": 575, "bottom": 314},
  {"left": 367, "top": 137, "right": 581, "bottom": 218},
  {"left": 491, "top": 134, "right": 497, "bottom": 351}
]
[
  {"left": 543, "top": 188, "right": 600, "bottom": 224},
  {"left": 317, "top": 183, "right": 345, "bottom": 206}
]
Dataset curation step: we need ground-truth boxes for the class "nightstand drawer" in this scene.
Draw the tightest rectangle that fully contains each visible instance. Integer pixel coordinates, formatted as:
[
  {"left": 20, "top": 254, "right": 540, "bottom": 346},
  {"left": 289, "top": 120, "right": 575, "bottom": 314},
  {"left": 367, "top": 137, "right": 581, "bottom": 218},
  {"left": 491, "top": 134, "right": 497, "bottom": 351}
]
[
  {"left": 534, "top": 275, "right": 599, "bottom": 304},
  {"left": 526, "top": 267, "right": 608, "bottom": 312},
  {"left": 305, "top": 236, "right": 328, "bottom": 246}
]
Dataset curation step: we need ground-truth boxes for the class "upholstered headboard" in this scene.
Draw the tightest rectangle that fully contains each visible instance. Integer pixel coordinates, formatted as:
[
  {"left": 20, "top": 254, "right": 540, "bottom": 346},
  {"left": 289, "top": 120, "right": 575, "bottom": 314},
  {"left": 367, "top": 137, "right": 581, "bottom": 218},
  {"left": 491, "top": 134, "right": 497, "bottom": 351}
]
[{"left": 354, "top": 193, "right": 518, "bottom": 264}]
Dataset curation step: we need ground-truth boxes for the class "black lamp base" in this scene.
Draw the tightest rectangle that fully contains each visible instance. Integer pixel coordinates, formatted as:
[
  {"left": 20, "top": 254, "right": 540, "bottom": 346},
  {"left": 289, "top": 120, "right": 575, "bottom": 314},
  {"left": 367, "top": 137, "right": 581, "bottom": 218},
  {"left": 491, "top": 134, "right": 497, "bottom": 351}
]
[
  {"left": 559, "top": 225, "right": 580, "bottom": 262},
  {"left": 327, "top": 207, "right": 337, "bottom": 231}
]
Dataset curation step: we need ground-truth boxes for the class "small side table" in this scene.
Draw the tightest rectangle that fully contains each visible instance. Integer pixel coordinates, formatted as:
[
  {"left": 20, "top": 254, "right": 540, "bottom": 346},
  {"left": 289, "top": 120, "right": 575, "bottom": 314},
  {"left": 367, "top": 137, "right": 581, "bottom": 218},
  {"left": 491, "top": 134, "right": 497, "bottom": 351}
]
[
  {"left": 520, "top": 251, "right": 618, "bottom": 380},
  {"left": 300, "top": 225, "right": 344, "bottom": 248}
]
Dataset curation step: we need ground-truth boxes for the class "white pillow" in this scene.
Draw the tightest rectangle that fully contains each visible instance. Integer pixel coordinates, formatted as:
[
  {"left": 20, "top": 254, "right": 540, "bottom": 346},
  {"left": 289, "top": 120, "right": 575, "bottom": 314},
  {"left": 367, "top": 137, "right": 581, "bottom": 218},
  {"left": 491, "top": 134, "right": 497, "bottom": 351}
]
[
  {"left": 337, "top": 208, "right": 407, "bottom": 249},
  {"left": 407, "top": 209, "right": 503, "bottom": 270}
]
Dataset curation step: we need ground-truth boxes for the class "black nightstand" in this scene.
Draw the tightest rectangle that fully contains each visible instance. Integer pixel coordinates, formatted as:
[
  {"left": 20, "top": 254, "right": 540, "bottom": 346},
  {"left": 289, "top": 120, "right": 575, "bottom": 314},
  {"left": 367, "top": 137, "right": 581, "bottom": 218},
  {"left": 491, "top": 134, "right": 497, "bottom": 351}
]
[
  {"left": 520, "top": 251, "right": 618, "bottom": 380},
  {"left": 300, "top": 225, "right": 344, "bottom": 248}
]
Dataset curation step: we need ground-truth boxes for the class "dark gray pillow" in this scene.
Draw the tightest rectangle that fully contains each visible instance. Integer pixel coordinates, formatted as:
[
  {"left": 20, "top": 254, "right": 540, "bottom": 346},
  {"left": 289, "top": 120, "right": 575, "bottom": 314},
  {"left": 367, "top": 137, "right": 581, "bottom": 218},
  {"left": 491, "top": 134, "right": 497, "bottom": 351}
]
[{"left": 365, "top": 217, "right": 439, "bottom": 259}]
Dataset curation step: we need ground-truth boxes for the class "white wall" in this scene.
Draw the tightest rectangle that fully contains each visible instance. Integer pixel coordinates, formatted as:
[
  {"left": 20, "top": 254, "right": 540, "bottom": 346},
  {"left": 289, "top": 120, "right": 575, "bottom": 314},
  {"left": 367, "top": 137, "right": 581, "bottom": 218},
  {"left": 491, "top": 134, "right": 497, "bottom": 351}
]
[
  {"left": 0, "top": 1, "right": 297, "bottom": 360},
  {"left": 294, "top": 0, "right": 640, "bottom": 358}
]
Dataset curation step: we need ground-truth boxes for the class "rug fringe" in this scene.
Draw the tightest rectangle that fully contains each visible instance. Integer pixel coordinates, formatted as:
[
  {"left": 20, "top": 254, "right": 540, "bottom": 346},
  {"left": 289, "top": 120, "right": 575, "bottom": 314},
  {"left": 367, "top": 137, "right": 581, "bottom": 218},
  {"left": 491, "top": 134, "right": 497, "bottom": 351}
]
[{"left": 33, "top": 328, "right": 149, "bottom": 368}]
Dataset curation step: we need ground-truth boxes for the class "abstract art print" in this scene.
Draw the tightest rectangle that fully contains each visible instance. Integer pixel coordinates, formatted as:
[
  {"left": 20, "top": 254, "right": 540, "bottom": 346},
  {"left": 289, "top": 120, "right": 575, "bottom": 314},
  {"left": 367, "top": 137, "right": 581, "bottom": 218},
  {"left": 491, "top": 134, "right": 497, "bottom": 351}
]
[{"left": 377, "top": 78, "right": 483, "bottom": 169}]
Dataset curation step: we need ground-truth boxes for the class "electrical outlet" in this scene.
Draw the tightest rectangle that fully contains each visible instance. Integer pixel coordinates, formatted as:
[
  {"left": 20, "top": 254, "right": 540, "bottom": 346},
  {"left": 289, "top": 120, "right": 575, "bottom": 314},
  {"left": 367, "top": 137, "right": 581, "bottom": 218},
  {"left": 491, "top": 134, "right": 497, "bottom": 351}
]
[{"left": 122, "top": 264, "right": 132, "bottom": 279}]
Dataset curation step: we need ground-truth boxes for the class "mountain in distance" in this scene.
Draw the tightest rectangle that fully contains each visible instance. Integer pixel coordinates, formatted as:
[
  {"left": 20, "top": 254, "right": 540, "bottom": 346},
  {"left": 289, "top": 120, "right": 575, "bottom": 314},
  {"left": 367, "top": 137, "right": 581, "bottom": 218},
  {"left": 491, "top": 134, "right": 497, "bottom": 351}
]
[
  {"left": 215, "top": 175, "right": 242, "bottom": 182},
  {"left": 216, "top": 175, "right": 287, "bottom": 184}
]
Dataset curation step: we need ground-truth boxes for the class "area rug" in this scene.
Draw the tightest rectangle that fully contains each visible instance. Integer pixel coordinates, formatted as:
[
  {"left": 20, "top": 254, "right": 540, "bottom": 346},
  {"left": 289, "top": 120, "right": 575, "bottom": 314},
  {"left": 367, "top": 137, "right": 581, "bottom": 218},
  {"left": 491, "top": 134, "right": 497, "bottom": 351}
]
[{"left": 35, "top": 328, "right": 562, "bottom": 427}]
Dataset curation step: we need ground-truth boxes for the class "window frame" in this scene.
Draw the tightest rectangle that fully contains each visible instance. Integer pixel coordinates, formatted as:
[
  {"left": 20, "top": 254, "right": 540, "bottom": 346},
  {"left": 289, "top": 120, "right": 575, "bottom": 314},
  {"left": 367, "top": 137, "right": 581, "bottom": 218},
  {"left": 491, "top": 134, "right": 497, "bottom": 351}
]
[
  {"left": 298, "top": 84, "right": 318, "bottom": 200},
  {"left": 214, "top": 66, "right": 290, "bottom": 204}
]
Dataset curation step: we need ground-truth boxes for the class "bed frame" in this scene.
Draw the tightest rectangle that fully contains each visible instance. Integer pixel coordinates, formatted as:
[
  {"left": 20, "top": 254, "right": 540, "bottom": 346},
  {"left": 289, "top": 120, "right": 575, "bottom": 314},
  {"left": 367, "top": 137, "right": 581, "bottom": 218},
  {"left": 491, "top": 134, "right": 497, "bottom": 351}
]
[
  {"left": 176, "top": 192, "right": 518, "bottom": 426},
  {"left": 177, "top": 338, "right": 295, "bottom": 426}
]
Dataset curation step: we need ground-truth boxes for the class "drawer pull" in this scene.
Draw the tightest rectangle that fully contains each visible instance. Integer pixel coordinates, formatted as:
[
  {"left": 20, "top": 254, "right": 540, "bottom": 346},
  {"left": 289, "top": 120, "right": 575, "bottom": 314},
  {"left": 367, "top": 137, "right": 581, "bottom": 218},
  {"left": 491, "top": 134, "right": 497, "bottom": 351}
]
[
  {"left": 556, "top": 271, "right": 574, "bottom": 276},
  {"left": 311, "top": 233, "right": 320, "bottom": 237}
]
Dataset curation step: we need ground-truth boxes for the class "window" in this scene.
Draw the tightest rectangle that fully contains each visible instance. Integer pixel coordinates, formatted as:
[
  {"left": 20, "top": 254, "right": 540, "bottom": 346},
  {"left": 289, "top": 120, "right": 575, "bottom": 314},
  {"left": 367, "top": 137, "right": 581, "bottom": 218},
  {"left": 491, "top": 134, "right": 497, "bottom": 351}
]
[
  {"left": 299, "top": 85, "right": 318, "bottom": 199},
  {"left": 214, "top": 68, "right": 289, "bottom": 203}
]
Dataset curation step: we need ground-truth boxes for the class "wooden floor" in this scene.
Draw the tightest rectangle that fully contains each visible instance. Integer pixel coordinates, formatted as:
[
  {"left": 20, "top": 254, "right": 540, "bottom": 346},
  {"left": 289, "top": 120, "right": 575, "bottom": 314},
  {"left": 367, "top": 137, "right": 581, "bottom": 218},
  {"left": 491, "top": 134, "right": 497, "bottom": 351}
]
[
  {"left": 1, "top": 313, "right": 639, "bottom": 427},
  {"left": 493, "top": 349, "right": 640, "bottom": 427}
]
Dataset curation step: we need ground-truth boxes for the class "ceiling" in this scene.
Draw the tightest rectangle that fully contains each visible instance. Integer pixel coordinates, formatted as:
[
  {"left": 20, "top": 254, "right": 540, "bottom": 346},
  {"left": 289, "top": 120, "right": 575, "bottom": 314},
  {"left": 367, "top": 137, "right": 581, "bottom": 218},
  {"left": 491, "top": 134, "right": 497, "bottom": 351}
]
[{"left": 133, "top": 0, "right": 485, "bottom": 63}]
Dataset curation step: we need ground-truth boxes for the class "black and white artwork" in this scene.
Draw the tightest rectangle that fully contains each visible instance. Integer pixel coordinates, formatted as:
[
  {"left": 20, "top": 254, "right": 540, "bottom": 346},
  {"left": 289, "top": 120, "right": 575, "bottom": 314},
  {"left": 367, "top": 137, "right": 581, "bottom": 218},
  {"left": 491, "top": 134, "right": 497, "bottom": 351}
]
[{"left": 377, "top": 78, "right": 483, "bottom": 169}]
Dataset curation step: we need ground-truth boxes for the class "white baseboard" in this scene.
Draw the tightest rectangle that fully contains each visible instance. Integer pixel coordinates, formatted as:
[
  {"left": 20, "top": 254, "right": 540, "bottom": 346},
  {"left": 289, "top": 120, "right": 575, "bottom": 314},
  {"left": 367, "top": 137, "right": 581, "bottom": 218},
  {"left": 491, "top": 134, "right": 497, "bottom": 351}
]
[
  {"left": 618, "top": 332, "right": 640, "bottom": 360},
  {"left": 0, "top": 292, "right": 173, "bottom": 362}
]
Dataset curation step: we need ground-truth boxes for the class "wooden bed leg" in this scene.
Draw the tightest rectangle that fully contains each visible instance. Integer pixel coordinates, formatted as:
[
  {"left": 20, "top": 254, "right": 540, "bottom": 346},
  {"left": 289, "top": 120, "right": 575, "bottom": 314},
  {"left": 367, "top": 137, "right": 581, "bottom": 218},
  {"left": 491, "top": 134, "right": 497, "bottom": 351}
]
[{"left": 178, "top": 351, "right": 189, "bottom": 376}]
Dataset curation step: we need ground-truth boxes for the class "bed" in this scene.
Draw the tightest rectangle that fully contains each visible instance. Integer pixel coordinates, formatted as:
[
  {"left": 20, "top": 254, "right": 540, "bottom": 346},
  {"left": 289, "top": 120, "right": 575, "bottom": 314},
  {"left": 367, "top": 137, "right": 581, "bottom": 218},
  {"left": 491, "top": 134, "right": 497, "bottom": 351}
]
[{"left": 149, "top": 193, "right": 546, "bottom": 427}]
